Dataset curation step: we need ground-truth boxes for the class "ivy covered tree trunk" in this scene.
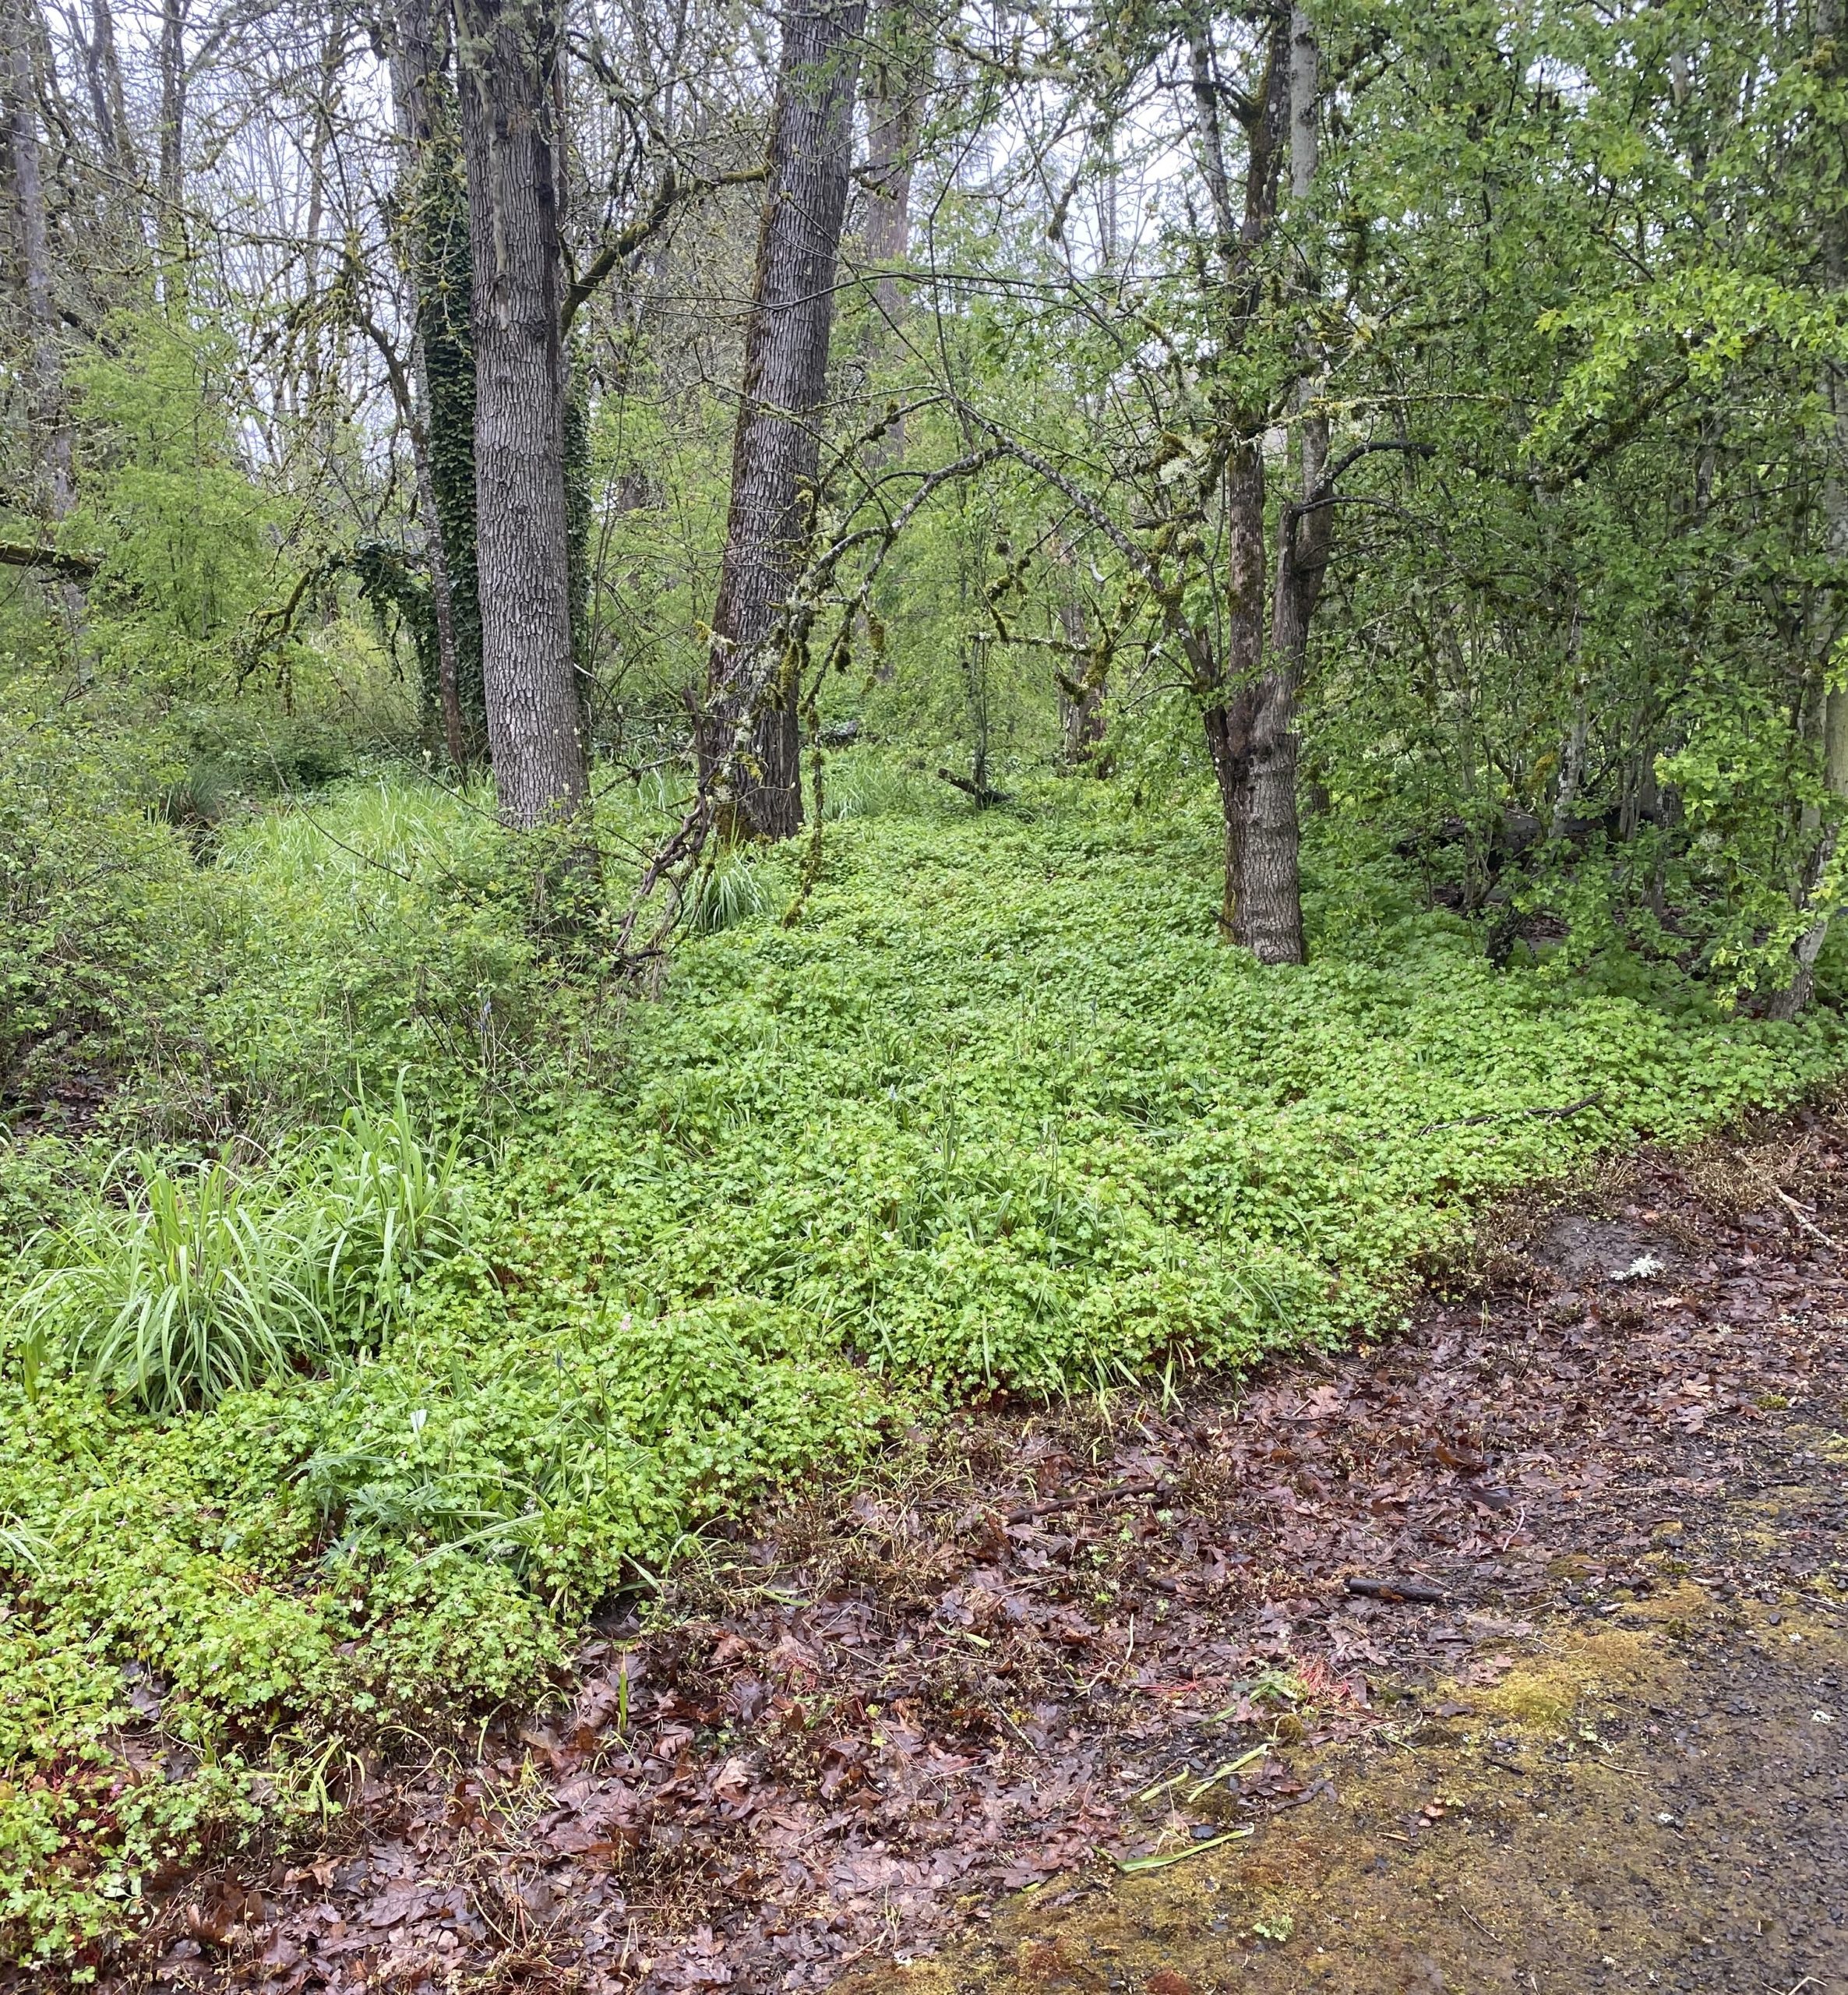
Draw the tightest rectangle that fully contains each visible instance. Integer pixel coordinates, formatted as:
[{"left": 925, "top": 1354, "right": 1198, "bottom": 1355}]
[
  {"left": 393, "top": 0, "right": 484, "bottom": 761},
  {"left": 417, "top": 108, "right": 485, "bottom": 759},
  {"left": 703, "top": 0, "right": 866, "bottom": 842},
  {"left": 410, "top": 441, "right": 464, "bottom": 761},
  {"left": 453, "top": 0, "right": 587, "bottom": 828}
]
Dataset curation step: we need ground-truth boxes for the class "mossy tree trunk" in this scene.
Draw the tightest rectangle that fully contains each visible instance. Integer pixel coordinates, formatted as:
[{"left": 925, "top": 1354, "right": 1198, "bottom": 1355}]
[
  {"left": 1192, "top": 5, "right": 1324, "bottom": 967},
  {"left": 1230, "top": 5, "right": 1324, "bottom": 968}
]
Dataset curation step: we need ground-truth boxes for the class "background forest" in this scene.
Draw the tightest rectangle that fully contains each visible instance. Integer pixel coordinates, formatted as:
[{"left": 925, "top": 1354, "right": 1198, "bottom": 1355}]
[{"left": 4, "top": 0, "right": 1848, "bottom": 1965}]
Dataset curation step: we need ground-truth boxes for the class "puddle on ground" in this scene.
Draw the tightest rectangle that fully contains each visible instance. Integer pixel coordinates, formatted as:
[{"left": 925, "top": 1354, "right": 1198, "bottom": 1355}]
[{"left": 845, "top": 1580, "right": 1846, "bottom": 1993}]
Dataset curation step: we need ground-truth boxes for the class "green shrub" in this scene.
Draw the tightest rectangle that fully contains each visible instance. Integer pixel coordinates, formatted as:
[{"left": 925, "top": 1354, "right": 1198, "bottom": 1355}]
[
  {"left": 0, "top": 676, "right": 195, "bottom": 1107},
  {"left": 0, "top": 1137, "right": 101, "bottom": 1253},
  {"left": 162, "top": 777, "right": 563, "bottom": 1122}
]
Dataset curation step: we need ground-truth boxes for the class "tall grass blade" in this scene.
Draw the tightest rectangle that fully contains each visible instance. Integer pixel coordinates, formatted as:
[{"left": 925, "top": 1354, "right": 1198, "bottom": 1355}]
[{"left": 4, "top": 1094, "right": 460, "bottom": 1412}]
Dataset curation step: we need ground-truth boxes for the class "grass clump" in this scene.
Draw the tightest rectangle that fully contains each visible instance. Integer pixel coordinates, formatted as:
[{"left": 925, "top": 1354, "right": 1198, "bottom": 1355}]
[
  {"left": 684, "top": 846, "right": 774, "bottom": 934},
  {"left": 15, "top": 1156, "right": 316, "bottom": 1409},
  {"left": 8, "top": 1088, "right": 460, "bottom": 1411}
]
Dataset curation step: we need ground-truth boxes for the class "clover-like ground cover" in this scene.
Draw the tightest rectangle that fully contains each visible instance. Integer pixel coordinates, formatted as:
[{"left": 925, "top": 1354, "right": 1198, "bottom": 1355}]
[{"left": 1, "top": 773, "right": 1840, "bottom": 1964}]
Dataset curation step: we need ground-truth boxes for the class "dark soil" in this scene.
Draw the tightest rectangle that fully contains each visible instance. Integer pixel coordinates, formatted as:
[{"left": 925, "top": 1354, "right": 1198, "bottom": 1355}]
[
  {"left": 876, "top": 1441, "right": 1846, "bottom": 1993},
  {"left": 76, "top": 1112, "right": 1848, "bottom": 1995}
]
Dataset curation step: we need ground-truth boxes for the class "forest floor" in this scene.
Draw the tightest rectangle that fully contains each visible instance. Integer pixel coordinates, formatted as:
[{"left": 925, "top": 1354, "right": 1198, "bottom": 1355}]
[{"left": 86, "top": 1110, "right": 1847, "bottom": 1995}]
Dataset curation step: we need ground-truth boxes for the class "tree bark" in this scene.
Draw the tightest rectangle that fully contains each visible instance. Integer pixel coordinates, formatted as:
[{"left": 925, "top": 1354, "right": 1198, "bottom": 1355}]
[
  {"left": 1549, "top": 602, "right": 1588, "bottom": 839},
  {"left": 453, "top": 0, "right": 587, "bottom": 828},
  {"left": 864, "top": 51, "right": 915, "bottom": 327},
  {"left": 1053, "top": 535, "right": 1106, "bottom": 765},
  {"left": 703, "top": 0, "right": 866, "bottom": 843},
  {"left": 1224, "top": 5, "right": 1321, "bottom": 966},
  {"left": 76, "top": 0, "right": 137, "bottom": 189},
  {"left": 390, "top": 0, "right": 478, "bottom": 763},
  {"left": 1187, "top": 9, "right": 1285, "bottom": 941},
  {"left": 2, "top": 0, "right": 73, "bottom": 521},
  {"left": 292, "top": 2, "right": 347, "bottom": 445},
  {"left": 1205, "top": 440, "right": 1265, "bottom": 933},
  {"left": 1770, "top": 0, "right": 1848, "bottom": 1017},
  {"left": 418, "top": 138, "right": 485, "bottom": 754},
  {"left": 156, "top": 0, "right": 188, "bottom": 286},
  {"left": 411, "top": 394, "right": 466, "bottom": 764},
  {"left": 0, "top": 539, "right": 97, "bottom": 577},
  {"left": 2, "top": 0, "right": 90, "bottom": 666},
  {"left": 862, "top": 0, "right": 922, "bottom": 462}
]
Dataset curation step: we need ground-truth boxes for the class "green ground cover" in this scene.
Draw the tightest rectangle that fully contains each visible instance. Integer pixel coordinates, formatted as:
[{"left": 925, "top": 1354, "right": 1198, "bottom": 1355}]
[{"left": 2, "top": 768, "right": 1840, "bottom": 1964}]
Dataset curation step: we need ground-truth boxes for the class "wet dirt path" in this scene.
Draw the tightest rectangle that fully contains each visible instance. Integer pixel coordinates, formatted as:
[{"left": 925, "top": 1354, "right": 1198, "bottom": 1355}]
[
  {"left": 859, "top": 1511, "right": 1846, "bottom": 1993},
  {"left": 84, "top": 1116, "right": 1848, "bottom": 1995}
]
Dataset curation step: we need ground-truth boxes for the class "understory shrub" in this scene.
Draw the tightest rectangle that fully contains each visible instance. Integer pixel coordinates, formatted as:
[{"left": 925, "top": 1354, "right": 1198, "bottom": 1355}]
[{"left": 0, "top": 677, "right": 194, "bottom": 1107}]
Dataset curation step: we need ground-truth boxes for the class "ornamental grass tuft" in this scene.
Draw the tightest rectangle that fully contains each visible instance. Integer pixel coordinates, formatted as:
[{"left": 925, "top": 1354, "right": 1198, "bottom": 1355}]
[{"left": 8, "top": 1086, "right": 460, "bottom": 1413}]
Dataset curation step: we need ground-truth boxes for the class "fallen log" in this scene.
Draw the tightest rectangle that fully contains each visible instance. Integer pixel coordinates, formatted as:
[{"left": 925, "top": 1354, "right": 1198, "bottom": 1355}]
[
  {"left": 936, "top": 767, "right": 1013, "bottom": 809},
  {"left": 1345, "top": 1575, "right": 1448, "bottom": 1605}
]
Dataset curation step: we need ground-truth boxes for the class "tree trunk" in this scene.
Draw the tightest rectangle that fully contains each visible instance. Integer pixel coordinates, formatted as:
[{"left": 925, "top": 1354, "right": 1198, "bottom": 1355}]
[
  {"left": 1053, "top": 536, "right": 1106, "bottom": 765},
  {"left": 1770, "top": 0, "right": 1848, "bottom": 1017},
  {"left": 419, "top": 141, "right": 485, "bottom": 754},
  {"left": 1549, "top": 602, "right": 1588, "bottom": 839},
  {"left": 1771, "top": 687, "right": 1848, "bottom": 1019},
  {"left": 2, "top": 0, "right": 88, "bottom": 664},
  {"left": 78, "top": 0, "right": 137, "bottom": 188},
  {"left": 703, "top": 0, "right": 866, "bottom": 843},
  {"left": 2, "top": 0, "right": 72, "bottom": 520},
  {"left": 390, "top": 0, "right": 478, "bottom": 762},
  {"left": 1185, "top": 9, "right": 1285, "bottom": 941},
  {"left": 564, "top": 344, "right": 592, "bottom": 715},
  {"left": 293, "top": 2, "right": 347, "bottom": 443},
  {"left": 1225, "top": 5, "right": 1321, "bottom": 966},
  {"left": 411, "top": 401, "right": 466, "bottom": 764},
  {"left": 156, "top": 0, "right": 188, "bottom": 288},
  {"left": 1205, "top": 441, "right": 1266, "bottom": 933},
  {"left": 862, "top": 0, "right": 922, "bottom": 464},
  {"left": 453, "top": 0, "right": 587, "bottom": 828}
]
